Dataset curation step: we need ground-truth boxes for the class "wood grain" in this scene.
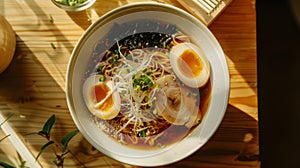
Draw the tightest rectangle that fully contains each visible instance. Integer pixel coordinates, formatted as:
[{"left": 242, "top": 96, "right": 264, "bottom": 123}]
[{"left": 0, "top": 0, "right": 258, "bottom": 167}]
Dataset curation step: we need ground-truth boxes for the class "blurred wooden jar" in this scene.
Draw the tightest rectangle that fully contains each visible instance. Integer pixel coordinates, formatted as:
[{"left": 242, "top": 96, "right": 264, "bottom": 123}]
[{"left": 0, "top": 15, "right": 16, "bottom": 73}]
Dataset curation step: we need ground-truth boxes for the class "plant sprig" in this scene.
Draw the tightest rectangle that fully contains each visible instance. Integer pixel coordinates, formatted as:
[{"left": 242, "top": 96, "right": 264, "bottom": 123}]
[
  {"left": 0, "top": 114, "right": 81, "bottom": 168},
  {"left": 34, "top": 114, "right": 80, "bottom": 168},
  {"left": 38, "top": 114, "right": 55, "bottom": 140},
  {"left": 0, "top": 161, "right": 16, "bottom": 168}
]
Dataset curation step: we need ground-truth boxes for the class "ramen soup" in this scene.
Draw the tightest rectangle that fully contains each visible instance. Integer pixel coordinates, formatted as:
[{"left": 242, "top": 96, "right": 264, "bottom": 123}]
[{"left": 82, "top": 20, "right": 212, "bottom": 149}]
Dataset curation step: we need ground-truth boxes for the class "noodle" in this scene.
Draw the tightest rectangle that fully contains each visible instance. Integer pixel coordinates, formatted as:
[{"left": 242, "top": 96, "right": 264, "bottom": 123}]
[
  {"left": 85, "top": 20, "right": 211, "bottom": 149},
  {"left": 92, "top": 36, "right": 184, "bottom": 146}
]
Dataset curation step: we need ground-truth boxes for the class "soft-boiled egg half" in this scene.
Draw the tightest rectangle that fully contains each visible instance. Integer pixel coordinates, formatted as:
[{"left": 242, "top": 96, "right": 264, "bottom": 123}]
[
  {"left": 83, "top": 75, "right": 121, "bottom": 120},
  {"left": 170, "top": 42, "right": 210, "bottom": 88}
]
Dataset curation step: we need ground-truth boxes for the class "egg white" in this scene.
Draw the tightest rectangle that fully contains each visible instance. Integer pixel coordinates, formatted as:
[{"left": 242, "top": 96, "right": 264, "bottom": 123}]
[
  {"left": 83, "top": 75, "right": 121, "bottom": 120},
  {"left": 170, "top": 42, "right": 210, "bottom": 88}
]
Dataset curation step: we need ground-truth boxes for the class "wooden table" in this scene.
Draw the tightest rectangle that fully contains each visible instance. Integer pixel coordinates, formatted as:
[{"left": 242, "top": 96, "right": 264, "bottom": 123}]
[{"left": 0, "top": 0, "right": 258, "bottom": 167}]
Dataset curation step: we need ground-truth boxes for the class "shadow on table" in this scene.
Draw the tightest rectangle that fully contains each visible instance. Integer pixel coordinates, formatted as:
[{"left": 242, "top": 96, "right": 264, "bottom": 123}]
[
  {"left": 162, "top": 105, "right": 260, "bottom": 168},
  {"left": 0, "top": 36, "right": 77, "bottom": 166},
  {"left": 209, "top": 0, "right": 257, "bottom": 94},
  {"left": 65, "top": 0, "right": 128, "bottom": 30},
  {"left": 0, "top": 36, "right": 125, "bottom": 167},
  {"left": 0, "top": 0, "right": 259, "bottom": 166},
  {"left": 64, "top": 0, "right": 184, "bottom": 31},
  {"left": 0, "top": 38, "right": 259, "bottom": 167},
  {"left": 65, "top": 10, "right": 92, "bottom": 30}
]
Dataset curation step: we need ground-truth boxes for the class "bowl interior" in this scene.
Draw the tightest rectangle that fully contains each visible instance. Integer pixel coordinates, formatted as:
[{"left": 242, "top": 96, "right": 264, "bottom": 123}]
[{"left": 66, "top": 2, "right": 229, "bottom": 166}]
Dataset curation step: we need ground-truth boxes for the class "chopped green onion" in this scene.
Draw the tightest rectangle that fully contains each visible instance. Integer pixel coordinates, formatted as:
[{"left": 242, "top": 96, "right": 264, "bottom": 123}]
[
  {"left": 143, "top": 76, "right": 153, "bottom": 86},
  {"left": 153, "top": 109, "right": 157, "bottom": 115},
  {"left": 146, "top": 71, "right": 153, "bottom": 75},
  {"left": 50, "top": 42, "right": 56, "bottom": 49},
  {"left": 49, "top": 14, "right": 54, "bottom": 23},
  {"left": 55, "top": 0, "right": 88, "bottom": 6},
  {"left": 113, "top": 57, "right": 119, "bottom": 63},
  {"left": 121, "top": 90, "right": 128, "bottom": 94},
  {"left": 192, "top": 93, "right": 198, "bottom": 98},
  {"left": 138, "top": 130, "right": 146, "bottom": 137},
  {"left": 133, "top": 74, "right": 153, "bottom": 92},
  {"left": 98, "top": 75, "right": 106, "bottom": 82},
  {"left": 96, "top": 65, "right": 103, "bottom": 75}
]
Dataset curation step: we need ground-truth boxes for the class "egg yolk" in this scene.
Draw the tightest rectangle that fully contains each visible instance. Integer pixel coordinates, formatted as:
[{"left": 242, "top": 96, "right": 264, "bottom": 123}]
[
  {"left": 177, "top": 49, "right": 203, "bottom": 78},
  {"left": 92, "top": 83, "right": 113, "bottom": 112}
]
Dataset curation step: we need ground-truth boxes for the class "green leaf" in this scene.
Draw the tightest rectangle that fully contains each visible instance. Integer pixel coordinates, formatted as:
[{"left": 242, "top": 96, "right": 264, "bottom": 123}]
[
  {"left": 50, "top": 42, "right": 56, "bottom": 49},
  {"left": 0, "top": 134, "right": 10, "bottom": 142},
  {"left": 138, "top": 130, "right": 146, "bottom": 137},
  {"left": 53, "top": 160, "right": 58, "bottom": 166},
  {"left": 0, "top": 113, "right": 14, "bottom": 127},
  {"left": 24, "top": 132, "right": 39, "bottom": 136},
  {"left": 40, "top": 115, "right": 55, "bottom": 138},
  {"left": 98, "top": 75, "right": 106, "bottom": 82},
  {"left": 61, "top": 130, "right": 79, "bottom": 152},
  {"left": 19, "top": 161, "right": 27, "bottom": 168},
  {"left": 36, "top": 141, "right": 55, "bottom": 160},
  {"left": 0, "top": 161, "right": 16, "bottom": 168}
]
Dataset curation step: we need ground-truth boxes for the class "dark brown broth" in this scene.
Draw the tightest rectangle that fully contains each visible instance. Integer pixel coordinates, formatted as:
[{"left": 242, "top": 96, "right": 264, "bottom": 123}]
[{"left": 87, "top": 20, "right": 212, "bottom": 149}]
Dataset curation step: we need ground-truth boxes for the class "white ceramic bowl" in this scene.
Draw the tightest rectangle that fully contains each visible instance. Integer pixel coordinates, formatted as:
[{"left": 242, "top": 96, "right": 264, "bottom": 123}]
[{"left": 66, "top": 2, "right": 229, "bottom": 166}]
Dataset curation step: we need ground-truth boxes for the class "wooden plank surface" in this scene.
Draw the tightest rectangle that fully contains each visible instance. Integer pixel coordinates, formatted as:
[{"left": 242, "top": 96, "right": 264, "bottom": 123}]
[{"left": 0, "top": 0, "right": 258, "bottom": 167}]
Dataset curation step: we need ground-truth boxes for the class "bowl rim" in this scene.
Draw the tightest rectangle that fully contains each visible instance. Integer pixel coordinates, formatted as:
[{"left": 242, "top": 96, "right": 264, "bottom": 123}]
[
  {"left": 66, "top": 2, "right": 230, "bottom": 166},
  {"left": 51, "top": 0, "right": 96, "bottom": 12}
]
